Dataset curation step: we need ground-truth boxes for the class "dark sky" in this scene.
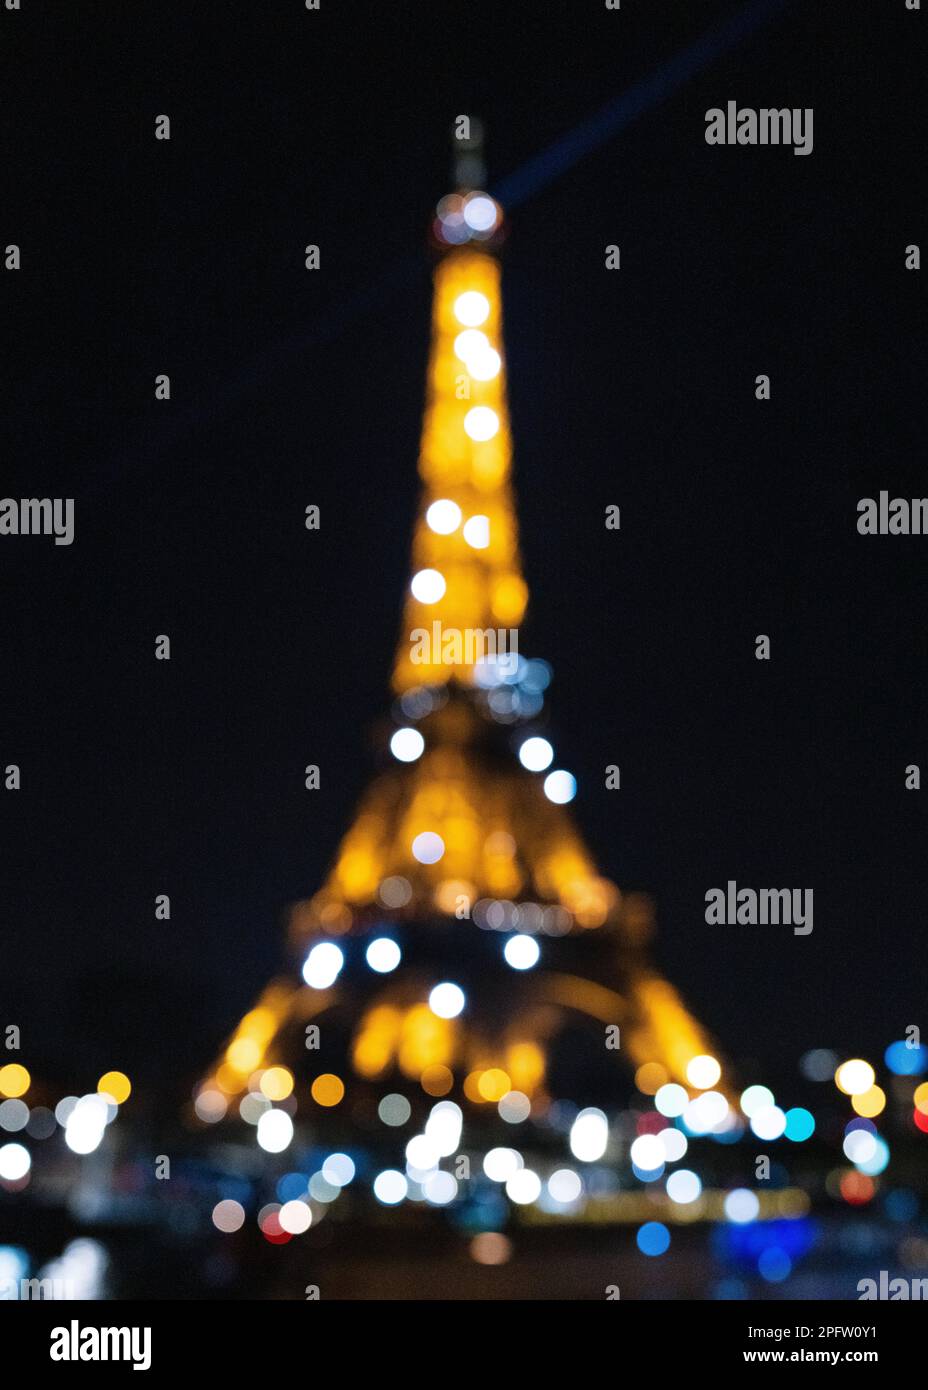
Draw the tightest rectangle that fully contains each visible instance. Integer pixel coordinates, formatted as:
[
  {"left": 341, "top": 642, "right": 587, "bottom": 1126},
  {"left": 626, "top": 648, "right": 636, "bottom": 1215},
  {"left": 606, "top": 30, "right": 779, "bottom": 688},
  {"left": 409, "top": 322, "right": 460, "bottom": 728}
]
[{"left": 1, "top": 0, "right": 925, "bottom": 1098}]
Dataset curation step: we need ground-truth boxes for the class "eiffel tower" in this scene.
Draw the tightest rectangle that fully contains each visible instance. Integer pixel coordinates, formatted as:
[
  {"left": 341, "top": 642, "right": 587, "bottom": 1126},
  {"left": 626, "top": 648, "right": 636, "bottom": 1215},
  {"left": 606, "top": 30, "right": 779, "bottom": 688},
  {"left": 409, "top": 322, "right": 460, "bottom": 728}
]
[{"left": 197, "top": 139, "right": 723, "bottom": 1202}]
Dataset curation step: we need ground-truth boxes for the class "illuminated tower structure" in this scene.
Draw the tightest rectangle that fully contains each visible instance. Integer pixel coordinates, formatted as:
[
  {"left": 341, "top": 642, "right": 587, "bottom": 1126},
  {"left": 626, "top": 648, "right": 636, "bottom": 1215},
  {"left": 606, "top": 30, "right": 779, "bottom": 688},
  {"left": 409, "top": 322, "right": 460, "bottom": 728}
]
[{"left": 197, "top": 153, "right": 725, "bottom": 1219}]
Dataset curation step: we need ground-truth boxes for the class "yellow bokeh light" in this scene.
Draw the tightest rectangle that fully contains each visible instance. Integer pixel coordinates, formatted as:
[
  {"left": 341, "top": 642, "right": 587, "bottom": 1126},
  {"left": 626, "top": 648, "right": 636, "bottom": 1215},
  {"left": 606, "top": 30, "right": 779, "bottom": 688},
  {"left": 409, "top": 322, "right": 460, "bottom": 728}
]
[
  {"left": 463, "top": 1070, "right": 484, "bottom": 1103},
  {"left": 215, "top": 1063, "right": 244, "bottom": 1094},
  {"left": 851, "top": 1085, "right": 886, "bottom": 1118},
  {"left": 311, "top": 1073, "right": 345, "bottom": 1107},
  {"left": 421, "top": 1064, "right": 454, "bottom": 1096},
  {"left": 635, "top": 1062, "right": 668, "bottom": 1096},
  {"left": 0, "top": 1064, "right": 30, "bottom": 1098},
  {"left": 259, "top": 1066, "right": 294, "bottom": 1101},
  {"left": 353, "top": 1005, "right": 402, "bottom": 1079},
  {"left": 490, "top": 574, "right": 527, "bottom": 625},
  {"left": 505, "top": 1042, "right": 545, "bottom": 1094},
  {"left": 240, "top": 1007, "right": 276, "bottom": 1041},
  {"left": 226, "top": 1037, "right": 262, "bottom": 1074},
  {"left": 337, "top": 848, "right": 380, "bottom": 903},
  {"left": 97, "top": 1070, "right": 131, "bottom": 1105},
  {"left": 398, "top": 1004, "right": 454, "bottom": 1077},
  {"left": 477, "top": 1068, "right": 510, "bottom": 1102},
  {"left": 914, "top": 1082, "right": 928, "bottom": 1116}
]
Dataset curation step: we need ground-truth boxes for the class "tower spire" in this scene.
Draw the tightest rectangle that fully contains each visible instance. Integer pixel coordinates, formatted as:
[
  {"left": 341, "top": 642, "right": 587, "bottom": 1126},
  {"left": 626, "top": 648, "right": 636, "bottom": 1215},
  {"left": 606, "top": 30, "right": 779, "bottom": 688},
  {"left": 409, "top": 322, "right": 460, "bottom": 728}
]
[
  {"left": 393, "top": 151, "right": 523, "bottom": 693},
  {"left": 452, "top": 115, "right": 486, "bottom": 191}
]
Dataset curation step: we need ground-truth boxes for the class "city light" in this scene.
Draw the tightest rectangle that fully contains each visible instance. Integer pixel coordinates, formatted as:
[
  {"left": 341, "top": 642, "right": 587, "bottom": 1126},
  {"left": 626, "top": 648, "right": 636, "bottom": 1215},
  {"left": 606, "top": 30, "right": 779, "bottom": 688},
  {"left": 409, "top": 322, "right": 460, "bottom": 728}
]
[
  {"left": 302, "top": 942, "right": 344, "bottom": 989},
  {"left": 366, "top": 938, "right": 402, "bottom": 973},
  {"left": 518, "top": 736, "right": 554, "bottom": 771},
  {"left": 503, "top": 934, "right": 540, "bottom": 970},
  {"left": 390, "top": 727, "right": 425, "bottom": 762},
  {"left": 428, "top": 983, "right": 465, "bottom": 1018}
]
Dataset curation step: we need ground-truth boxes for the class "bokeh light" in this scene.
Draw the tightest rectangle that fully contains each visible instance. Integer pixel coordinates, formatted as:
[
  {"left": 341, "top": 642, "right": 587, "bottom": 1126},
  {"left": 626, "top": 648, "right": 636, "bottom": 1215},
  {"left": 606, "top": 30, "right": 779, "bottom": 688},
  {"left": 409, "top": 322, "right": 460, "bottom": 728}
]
[
  {"left": 366, "top": 937, "right": 402, "bottom": 973},
  {"left": 835, "top": 1058, "right": 875, "bottom": 1096},
  {"left": 302, "top": 941, "right": 344, "bottom": 989},
  {"left": 390, "top": 728, "right": 425, "bottom": 762},
  {"left": 503, "top": 934, "right": 540, "bottom": 970},
  {"left": 428, "top": 982, "right": 465, "bottom": 1018},
  {"left": 637, "top": 1222, "right": 670, "bottom": 1256},
  {"left": 518, "top": 736, "right": 554, "bottom": 772},
  {"left": 543, "top": 769, "right": 576, "bottom": 803}
]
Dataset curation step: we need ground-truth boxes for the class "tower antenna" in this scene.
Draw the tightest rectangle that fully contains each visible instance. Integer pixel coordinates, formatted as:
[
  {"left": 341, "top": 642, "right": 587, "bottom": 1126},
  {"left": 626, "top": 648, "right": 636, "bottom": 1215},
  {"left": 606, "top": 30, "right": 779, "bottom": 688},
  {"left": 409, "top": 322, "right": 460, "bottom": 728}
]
[{"left": 453, "top": 115, "right": 486, "bottom": 190}]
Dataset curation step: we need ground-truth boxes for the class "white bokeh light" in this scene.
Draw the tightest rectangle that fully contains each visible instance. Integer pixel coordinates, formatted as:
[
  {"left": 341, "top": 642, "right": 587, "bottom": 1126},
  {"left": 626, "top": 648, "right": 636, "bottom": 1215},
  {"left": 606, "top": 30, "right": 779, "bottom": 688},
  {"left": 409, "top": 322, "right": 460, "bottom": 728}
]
[
  {"left": 453, "top": 328, "right": 501, "bottom": 381},
  {"left": 462, "top": 514, "right": 490, "bottom": 549},
  {"left": 740, "top": 1085, "right": 775, "bottom": 1117},
  {"left": 569, "top": 1107, "right": 608, "bottom": 1162},
  {"left": 454, "top": 329, "right": 488, "bottom": 362},
  {"left": 750, "top": 1105, "right": 787, "bottom": 1141},
  {"left": 424, "top": 1171, "right": 458, "bottom": 1206},
  {"left": 684, "top": 1091, "right": 730, "bottom": 1135},
  {"left": 321, "top": 1153, "right": 356, "bottom": 1187},
  {"left": 548, "top": 1169, "right": 583, "bottom": 1204},
  {"left": 211, "top": 1199, "right": 245, "bottom": 1233},
  {"left": 428, "top": 982, "right": 465, "bottom": 1018},
  {"left": 453, "top": 291, "right": 490, "bottom": 327},
  {"left": 483, "top": 1147, "right": 522, "bottom": 1182},
  {"left": 302, "top": 941, "right": 344, "bottom": 989},
  {"left": 279, "top": 1200, "right": 312, "bottom": 1234},
  {"left": 411, "top": 568, "right": 446, "bottom": 604},
  {"left": 655, "top": 1083, "right": 689, "bottom": 1118},
  {"left": 506, "top": 1168, "right": 542, "bottom": 1205},
  {"left": 666, "top": 1169, "right": 702, "bottom": 1204},
  {"left": 425, "top": 499, "right": 462, "bottom": 534},
  {"left": 257, "top": 1109, "right": 293, "bottom": 1154},
  {"left": 425, "top": 1101, "right": 463, "bottom": 1157},
  {"left": 725, "top": 1188, "right": 760, "bottom": 1224},
  {"left": 0, "top": 1142, "right": 31, "bottom": 1181},
  {"left": 658, "top": 1126, "right": 688, "bottom": 1162},
  {"left": 463, "top": 195, "right": 498, "bottom": 232},
  {"left": 405, "top": 1134, "right": 440, "bottom": 1172},
  {"left": 503, "top": 934, "right": 540, "bottom": 970},
  {"left": 412, "top": 831, "right": 445, "bottom": 864},
  {"left": 630, "top": 1134, "right": 665, "bottom": 1171},
  {"left": 518, "top": 737, "right": 554, "bottom": 772},
  {"left": 468, "top": 347, "right": 501, "bottom": 381},
  {"left": 498, "top": 1090, "right": 531, "bottom": 1124},
  {"left": 373, "top": 1169, "right": 408, "bottom": 1205},
  {"left": 64, "top": 1095, "right": 108, "bottom": 1156},
  {"left": 390, "top": 727, "right": 425, "bottom": 762},
  {"left": 843, "top": 1129, "right": 878, "bottom": 1165},
  {"left": 543, "top": 769, "right": 576, "bottom": 804},
  {"left": 366, "top": 937, "right": 401, "bottom": 973},
  {"left": 686, "top": 1054, "right": 722, "bottom": 1090},
  {"left": 463, "top": 406, "right": 499, "bottom": 442},
  {"left": 835, "top": 1059, "right": 875, "bottom": 1096}
]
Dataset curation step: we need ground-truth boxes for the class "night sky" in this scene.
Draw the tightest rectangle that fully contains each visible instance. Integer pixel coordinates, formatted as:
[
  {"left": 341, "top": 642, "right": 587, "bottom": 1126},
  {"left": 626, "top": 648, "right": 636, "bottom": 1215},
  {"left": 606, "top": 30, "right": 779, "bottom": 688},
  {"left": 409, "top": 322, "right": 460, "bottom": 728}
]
[{"left": 2, "top": 0, "right": 925, "bottom": 1101}]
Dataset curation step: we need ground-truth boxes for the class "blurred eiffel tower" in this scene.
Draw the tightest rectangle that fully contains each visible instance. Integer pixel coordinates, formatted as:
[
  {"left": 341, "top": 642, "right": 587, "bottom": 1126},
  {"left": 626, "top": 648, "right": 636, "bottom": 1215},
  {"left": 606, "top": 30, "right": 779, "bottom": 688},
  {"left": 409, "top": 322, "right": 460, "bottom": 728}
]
[{"left": 198, "top": 126, "right": 721, "bottom": 1178}]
